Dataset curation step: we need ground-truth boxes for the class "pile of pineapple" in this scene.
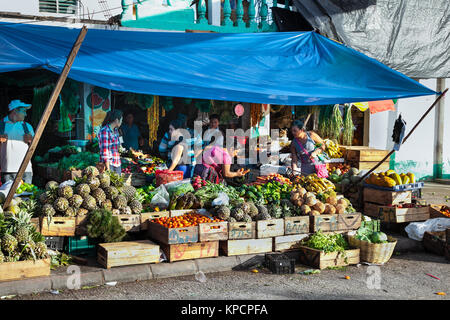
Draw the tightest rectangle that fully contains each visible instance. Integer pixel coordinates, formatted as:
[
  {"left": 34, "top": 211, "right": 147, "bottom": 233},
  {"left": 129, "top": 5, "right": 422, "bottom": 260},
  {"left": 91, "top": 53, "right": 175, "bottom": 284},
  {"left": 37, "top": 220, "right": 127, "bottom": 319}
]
[
  {"left": 38, "top": 166, "right": 144, "bottom": 218},
  {"left": 211, "top": 199, "right": 299, "bottom": 222},
  {"left": 0, "top": 210, "right": 48, "bottom": 263}
]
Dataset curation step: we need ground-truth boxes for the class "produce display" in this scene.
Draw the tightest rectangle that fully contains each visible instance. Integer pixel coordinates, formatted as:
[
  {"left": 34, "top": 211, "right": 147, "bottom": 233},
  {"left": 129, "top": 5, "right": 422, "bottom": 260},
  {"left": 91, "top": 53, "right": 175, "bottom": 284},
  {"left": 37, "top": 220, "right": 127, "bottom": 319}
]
[
  {"left": 327, "top": 163, "right": 351, "bottom": 175},
  {"left": 292, "top": 173, "right": 335, "bottom": 193},
  {"left": 57, "top": 152, "right": 100, "bottom": 172},
  {"left": 237, "top": 181, "right": 291, "bottom": 204},
  {"left": 302, "top": 230, "right": 349, "bottom": 253},
  {"left": 354, "top": 227, "right": 389, "bottom": 244},
  {"left": 365, "top": 170, "right": 416, "bottom": 187},
  {"left": 327, "top": 167, "right": 361, "bottom": 193},
  {"left": 0, "top": 209, "right": 48, "bottom": 263},
  {"left": 290, "top": 187, "right": 355, "bottom": 216},
  {"left": 194, "top": 181, "right": 242, "bottom": 208},
  {"left": 191, "top": 176, "right": 208, "bottom": 190},
  {"left": 87, "top": 209, "right": 127, "bottom": 243},
  {"left": 15, "top": 182, "right": 39, "bottom": 195},
  {"left": 323, "top": 139, "right": 344, "bottom": 159},
  {"left": 255, "top": 173, "right": 292, "bottom": 185},
  {"left": 434, "top": 205, "right": 450, "bottom": 218},
  {"left": 151, "top": 212, "right": 223, "bottom": 228},
  {"left": 37, "top": 166, "right": 144, "bottom": 218},
  {"left": 135, "top": 185, "right": 156, "bottom": 205}
]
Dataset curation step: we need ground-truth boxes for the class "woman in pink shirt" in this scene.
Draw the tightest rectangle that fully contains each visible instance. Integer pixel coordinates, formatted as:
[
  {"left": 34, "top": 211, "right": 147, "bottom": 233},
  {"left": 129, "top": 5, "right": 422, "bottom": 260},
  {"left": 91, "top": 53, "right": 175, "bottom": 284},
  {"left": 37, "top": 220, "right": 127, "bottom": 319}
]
[{"left": 193, "top": 145, "right": 246, "bottom": 184}]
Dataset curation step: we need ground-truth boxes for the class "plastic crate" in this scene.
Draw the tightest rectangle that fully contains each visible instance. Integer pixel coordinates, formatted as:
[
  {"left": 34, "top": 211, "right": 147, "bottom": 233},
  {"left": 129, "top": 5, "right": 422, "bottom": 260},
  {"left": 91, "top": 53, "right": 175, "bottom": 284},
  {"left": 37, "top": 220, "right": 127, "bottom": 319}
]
[
  {"left": 155, "top": 170, "right": 184, "bottom": 186},
  {"left": 265, "top": 253, "right": 295, "bottom": 274},
  {"left": 45, "top": 237, "right": 65, "bottom": 251},
  {"left": 64, "top": 236, "right": 100, "bottom": 257},
  {"left": 363, "top": 182, "right": 424, "bottom": 192}
]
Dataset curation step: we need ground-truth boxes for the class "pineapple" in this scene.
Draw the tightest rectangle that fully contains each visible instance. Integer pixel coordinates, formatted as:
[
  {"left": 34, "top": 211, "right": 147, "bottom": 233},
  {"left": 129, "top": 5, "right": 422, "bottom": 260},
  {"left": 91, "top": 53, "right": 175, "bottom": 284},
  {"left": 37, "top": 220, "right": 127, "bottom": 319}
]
[
  {"left": 91, "top": 188, "right": 107, "bottom": 205},
  {"left": 98, "top": 172, "right": 111, "bottom": 189},
  {"left": 20, "top": 240, "right": 36, "bottom": 258},
  {"left": 39, "top": 191, "right": 55, "bottom": 205},
  {"left": 216, "top": 205, "right": 231, "bottom": 220},
  {"left": 101, "top": 199, "right": 113, "bottom": 211},
  {"left": 111, "top": 209, "right": 120, "bottom": 215},
  {"left": 256, "top": 204, "right": 268, "bottom": 216},
  {"left": 240, "top": 202, "right": 251, "bottom": 215},
  {"left": 14, "top": 227, "right": 29, "bottom": 244},
  {"left": 120, "top": 206, "right": 132, "bottom": 215},
  {"left": 41, "top": 204, "right": 56, "bottom": 217},
  {"left": 58, "top": 186, "right": 73, "bottom": 199},
  {"left": 69, "top": 195, "right": 83, "bottom": 209},
  {"left": 256, "top": 211, "right": 271, "bottom": 221},
  {"left": 1, "top": 234, "right": 18, "bottom": 254},
  {"left": 87, "top": 176, "right": 100, "bottom": 191},
  {"left": 113, "top": 195, "right": 127, "bottom": 210},
  {"left": 54, "top": 197, "right": 69, "bottom": 212},
  {"left": 45, "top": 181, "right": 59, "bottom": 191},
  {"left": 104, "top": 186, "right": 119, "bottom": 200},
  {"left": 121, "top": 185, "right": 137, "bottom": 202},
  {"left": 248, "top": 203, "right": 259, "bottom": 218},
  {"left": 76, "top": 208, "right": 89, "bottom": 216},
  {"left": 82, "top": 166, "right": 99, "bottom": 178},
  {"left": 64, "top": 207, "right": 76, "bottom": 217},
  {"left": 82, "top": 195, "right": 97, "bottom": 211},
  {"left": 128, "top": 199, "right": 143, "bottom": 214},
  {"left": 34, "top": 242, "right": 48, "bottom": 259},
  {"left": 268, "top": 204, "right": 283, "bottom": 219},
  {"left": 227, "top": 216, "right": 237, "bottom": 223},
  {"left": 242, "top": 213, "right": 252, "bottom": 223},
  {"left": 75, "top": 183, "right": 91, "bottom": 197},
  {"left": 231, "top": 208, "right": 245, "bottom": 221},
  {"left": 0, "top": 250, "right": 4, "bottom": 263}
]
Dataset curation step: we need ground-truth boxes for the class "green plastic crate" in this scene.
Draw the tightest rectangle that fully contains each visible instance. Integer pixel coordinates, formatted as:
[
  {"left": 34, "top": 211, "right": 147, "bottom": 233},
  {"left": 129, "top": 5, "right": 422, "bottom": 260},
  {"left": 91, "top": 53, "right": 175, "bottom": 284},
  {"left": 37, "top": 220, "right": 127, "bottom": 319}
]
[{"left": 64, "top": 236, "right": 100, "bottom": 257}]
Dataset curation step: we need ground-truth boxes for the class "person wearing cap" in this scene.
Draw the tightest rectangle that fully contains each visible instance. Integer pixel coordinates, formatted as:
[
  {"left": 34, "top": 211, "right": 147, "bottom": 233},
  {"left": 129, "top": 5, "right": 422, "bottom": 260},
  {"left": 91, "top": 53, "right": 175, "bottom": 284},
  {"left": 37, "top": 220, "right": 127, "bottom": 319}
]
[{"left": 0, "top": 100, "right": 35, "bottom": 184}]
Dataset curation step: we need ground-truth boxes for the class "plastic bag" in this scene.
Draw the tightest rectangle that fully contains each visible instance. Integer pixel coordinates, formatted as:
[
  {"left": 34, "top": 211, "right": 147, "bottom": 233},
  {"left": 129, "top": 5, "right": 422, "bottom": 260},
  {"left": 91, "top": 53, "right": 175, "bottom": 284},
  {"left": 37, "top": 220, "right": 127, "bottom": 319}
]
[
  {"left": 405, "top": 218, "right": 450, "bottom": 241},
  {"left": 150, "top": 185, "right": 170, "bottom": 209},
  {"left": 164, "top": 179, "right": 194, "bottom": 197},
  {"left": 59, "top": 180, "right": 76, "bottom": 188},
  {"left": 211, "top": 192, "right": 229, "bottom": 206}
]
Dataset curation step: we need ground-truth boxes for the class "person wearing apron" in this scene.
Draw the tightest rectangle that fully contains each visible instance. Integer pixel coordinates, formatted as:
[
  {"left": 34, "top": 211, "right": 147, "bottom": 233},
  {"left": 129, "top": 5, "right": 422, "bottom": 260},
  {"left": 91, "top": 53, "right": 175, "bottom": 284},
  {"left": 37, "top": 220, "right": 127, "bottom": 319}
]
[{"left": 290, "top": 119, "right": 326, "bottom": 176}]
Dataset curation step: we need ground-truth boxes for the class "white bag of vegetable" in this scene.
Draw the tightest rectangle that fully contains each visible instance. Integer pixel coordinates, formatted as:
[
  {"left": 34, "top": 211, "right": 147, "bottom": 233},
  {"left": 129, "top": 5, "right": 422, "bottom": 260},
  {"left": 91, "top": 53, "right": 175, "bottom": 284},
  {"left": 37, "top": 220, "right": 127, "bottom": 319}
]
[
  {"left": 211, "top": 192, "right": 229, "bottom": 206},
  {"left": 150, "top": 185, "right": 170, "bottom": 209},
  {"left": 405, "top": 218, "right": 450, "bottom": 241}
]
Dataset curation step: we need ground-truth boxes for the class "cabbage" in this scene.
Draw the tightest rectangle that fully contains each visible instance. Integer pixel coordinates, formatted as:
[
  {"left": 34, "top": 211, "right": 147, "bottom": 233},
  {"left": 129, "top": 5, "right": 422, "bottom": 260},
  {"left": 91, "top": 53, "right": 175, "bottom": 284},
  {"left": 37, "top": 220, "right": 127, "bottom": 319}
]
[{"left": 371, "top": 232, "right": 388, "bottom": 243}]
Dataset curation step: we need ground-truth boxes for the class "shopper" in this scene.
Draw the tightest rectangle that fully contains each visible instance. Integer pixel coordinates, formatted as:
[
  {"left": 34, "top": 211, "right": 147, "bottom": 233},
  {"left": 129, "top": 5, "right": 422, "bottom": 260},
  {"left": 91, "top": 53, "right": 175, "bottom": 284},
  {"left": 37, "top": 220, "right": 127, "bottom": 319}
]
[
  {"left": 203, "top": 114, "right": 224, "bottom": 147},
  {"left": 166, "top": 119, "right": 197, "bottom": 179},
  {"left": 98, "top": 110, "right": 123, "bottom": 175},
  {"left": 290, "top": 119, "right": 326, "bottom": 176},
  {"left": 159, "top": 113, "right": 188, "bottom": 159},
  {"left": 121, "top": 112, "right": 142, "bottom": 151},
  {"left": 193, "top": 143, "right": 247, "bottom": 184},
  {"left": 0, "top": 100, "right": 34, "bottom": 184}
]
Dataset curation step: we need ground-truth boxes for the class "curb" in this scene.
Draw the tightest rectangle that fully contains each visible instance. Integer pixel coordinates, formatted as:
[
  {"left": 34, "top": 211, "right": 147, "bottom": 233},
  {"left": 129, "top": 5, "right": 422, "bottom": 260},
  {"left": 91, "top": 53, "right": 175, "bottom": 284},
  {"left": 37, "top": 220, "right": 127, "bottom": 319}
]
[{"left": 0, "top": 255, "right": 255, "bottom": 297}]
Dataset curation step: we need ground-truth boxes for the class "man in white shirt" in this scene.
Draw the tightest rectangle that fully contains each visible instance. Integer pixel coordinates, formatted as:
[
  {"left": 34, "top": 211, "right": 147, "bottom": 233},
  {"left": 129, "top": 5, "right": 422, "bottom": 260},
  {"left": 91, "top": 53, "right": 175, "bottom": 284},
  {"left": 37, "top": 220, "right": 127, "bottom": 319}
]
[{"left": 0, "top": 100, "right": 35, "bottom": 184}]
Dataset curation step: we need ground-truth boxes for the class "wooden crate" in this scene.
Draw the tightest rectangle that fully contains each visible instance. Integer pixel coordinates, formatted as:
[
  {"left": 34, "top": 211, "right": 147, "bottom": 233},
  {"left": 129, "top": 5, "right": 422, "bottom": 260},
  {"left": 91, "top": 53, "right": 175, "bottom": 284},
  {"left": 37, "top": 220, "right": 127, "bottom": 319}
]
[
  {"left": 363, "top": 188, "right": 412, "bottom": 205},
  {"left": 273, "top": 234, "right": 309, "bottom": 252},
  {"left": 113, "top": 214, "right": 141, "bottom": 232},
  {"left": 422, "top": 231, "right": 446, "bottom": 256},
  {"left": 363, "top": 202, "right": 387, "bottom": 220},
  {"left": 310, "top": 213, "right": 361, "bottom": 233},
  {"left": 97, "top": 240, "right": 160, "bottom": 269},
  {"left": 228, "top": 222, "right": 256, "bottom": 240},
  {"left": 346, "top": 148, "right": 390, "bottom": 162},
  {"left": 140, "top": 211, "right": 170, "bottom": 231},
  {"left": 256, "top": 218, "right": 284, "bottom": 238},
  {"left": 122, "top": 172, "right": 147, "bottom": 187},
  {"left": 30, "top": 217, "right": 40, "bottom": 231},
  {"left": 350, "top": 161, "right": 390, "bottom": 172},
  {"left": 297, "top": 246, "right": 360, "bottom": 269},
  {"left": 220, "top": 238, "right": 273, "bottom": 256},
  {"left": 284, "top": 216, "right": 309, "bottom": 235},
  {"left": 147, "top": 221, "right": 198, "bottom": 245},
  {"left": 75, "top": 215, "right": 89, "bottom": 236},
  {"left": 161, "top": 241, "right": 218, "bottom": 262},
  {"left": 0, "top": 258, "right": 51, "bottom": 282},
  {"left": 62, "top": 169, "right": 82, "bottom": 181},
  {"left": 199, "top": 221, "right": 228, "bottom": 242},
  {"left": 40, "top": 217, "right": 76, "bottom": 237},
  {"left": 170, "top": 209, "right": 198, "bottom": 217},
  {"left": 429, "top": 204, "right": 450, "bottom": 219},
  {"left": 380, "top": 206, "right": 429, "bottom": 223}
]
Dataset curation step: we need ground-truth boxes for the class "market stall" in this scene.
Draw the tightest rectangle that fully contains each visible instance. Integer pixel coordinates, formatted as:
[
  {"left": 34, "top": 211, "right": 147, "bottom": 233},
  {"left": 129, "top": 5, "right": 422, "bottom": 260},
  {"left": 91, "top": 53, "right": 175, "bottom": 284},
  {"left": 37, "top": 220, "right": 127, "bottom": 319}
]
[{"left": 0, "top": 22, "right": 448, "bottom": 281}]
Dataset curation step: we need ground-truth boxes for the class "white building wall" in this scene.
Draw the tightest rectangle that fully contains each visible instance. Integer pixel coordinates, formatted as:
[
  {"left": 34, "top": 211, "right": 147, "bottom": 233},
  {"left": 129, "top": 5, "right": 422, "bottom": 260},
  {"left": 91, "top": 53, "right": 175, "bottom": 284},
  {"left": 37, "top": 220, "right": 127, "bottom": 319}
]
[
  {"left": 0, "top": 0, "right": 123, "bottom": 20},
  {"left": 369, "top": 79, "right": 449, "bottom": 180}
]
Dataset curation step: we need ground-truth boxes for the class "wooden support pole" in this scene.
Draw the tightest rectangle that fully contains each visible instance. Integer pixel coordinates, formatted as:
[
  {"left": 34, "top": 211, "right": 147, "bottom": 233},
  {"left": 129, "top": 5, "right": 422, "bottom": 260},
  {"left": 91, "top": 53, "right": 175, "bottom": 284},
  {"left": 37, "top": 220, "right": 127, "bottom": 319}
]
[
  {"left": 344, "top": 88, "right": 448, "bottom": 194},
  {"left": 2, "top": 26, "right": 88, "bottom": 210}
]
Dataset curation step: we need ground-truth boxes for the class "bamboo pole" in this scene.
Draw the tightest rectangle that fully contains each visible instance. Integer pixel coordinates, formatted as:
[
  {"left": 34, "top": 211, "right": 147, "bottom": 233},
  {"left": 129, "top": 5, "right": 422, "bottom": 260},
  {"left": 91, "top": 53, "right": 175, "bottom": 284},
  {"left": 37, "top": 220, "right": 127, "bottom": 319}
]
[{"left": 2, "top": 26, "right": 88, "bottom": 210}]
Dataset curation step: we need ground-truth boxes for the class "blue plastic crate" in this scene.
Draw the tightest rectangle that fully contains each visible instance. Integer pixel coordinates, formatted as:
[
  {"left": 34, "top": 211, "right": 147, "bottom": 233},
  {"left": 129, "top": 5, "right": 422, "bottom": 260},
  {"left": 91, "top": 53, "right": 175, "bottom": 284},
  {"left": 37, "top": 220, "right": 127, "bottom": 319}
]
[{"left": 363, "top": 182, "right": 424, "bottom": 192}]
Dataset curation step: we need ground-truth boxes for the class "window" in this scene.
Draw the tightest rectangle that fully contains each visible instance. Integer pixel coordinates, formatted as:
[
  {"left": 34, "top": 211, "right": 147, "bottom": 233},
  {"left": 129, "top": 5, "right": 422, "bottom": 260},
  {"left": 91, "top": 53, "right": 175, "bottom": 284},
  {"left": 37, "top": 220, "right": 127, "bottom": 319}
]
[{"left": 39, "top": 0, "right": 78, "bottom": 14}]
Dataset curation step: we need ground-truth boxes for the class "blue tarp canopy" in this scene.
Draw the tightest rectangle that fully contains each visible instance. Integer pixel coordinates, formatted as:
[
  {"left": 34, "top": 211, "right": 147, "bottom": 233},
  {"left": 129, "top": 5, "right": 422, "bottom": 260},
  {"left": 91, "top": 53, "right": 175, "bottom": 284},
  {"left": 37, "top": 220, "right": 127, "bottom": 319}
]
[{"left": 0, "top": 22, "right": 437, "bottom": 105}]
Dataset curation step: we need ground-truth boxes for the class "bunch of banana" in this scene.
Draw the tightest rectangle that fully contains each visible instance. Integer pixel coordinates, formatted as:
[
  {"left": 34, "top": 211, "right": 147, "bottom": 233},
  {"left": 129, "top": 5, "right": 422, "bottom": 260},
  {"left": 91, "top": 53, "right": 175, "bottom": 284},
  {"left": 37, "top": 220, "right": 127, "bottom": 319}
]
[
  {"left": 298, "top": 174, "right": 336, "bottom": 193},
  {"left": 324, "top": 139, "right": 343, "bottom": 158}
]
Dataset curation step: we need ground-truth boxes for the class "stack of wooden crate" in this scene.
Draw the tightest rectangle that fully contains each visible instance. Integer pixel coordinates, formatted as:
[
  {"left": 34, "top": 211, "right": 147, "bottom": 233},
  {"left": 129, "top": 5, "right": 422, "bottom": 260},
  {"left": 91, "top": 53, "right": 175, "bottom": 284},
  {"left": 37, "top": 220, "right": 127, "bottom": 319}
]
[
  {"left": 363, "top": 188, "right": 429, "bottom": 223},
  {"left": 344, "top": 146, "right": 390, "bottom": 172}
]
